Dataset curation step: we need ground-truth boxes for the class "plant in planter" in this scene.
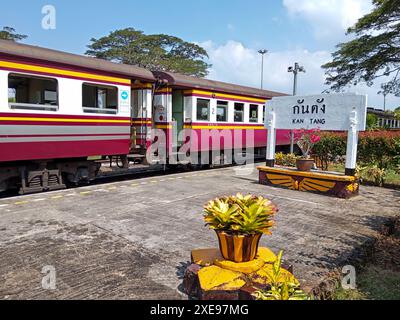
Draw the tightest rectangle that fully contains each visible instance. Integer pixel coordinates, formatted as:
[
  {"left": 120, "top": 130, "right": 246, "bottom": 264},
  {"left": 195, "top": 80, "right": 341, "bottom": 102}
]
[
  {"left": 253, "top": 251, "right": 311, "bottom": 300},
  {"left": 203, "top": 193, "right": 278, "bottom": 263},
  {"left": 293, "top": 129, "right": 321, "bottom": 171},
  {"left": 275, "top": 152, "right": 299, "bottom": 167}
]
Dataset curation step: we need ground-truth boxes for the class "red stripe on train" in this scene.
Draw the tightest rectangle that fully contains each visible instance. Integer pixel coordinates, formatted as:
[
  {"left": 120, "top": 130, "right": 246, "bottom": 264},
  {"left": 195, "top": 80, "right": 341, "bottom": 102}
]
[
  {"left": 0, "top": 112, "right": 130, "bottom": 121},
  {"left": 0, "top": 133, "right": 128, "bottom": 138},
  {"left": 0, "top": 140, "right": 130, "bottom": 162}
]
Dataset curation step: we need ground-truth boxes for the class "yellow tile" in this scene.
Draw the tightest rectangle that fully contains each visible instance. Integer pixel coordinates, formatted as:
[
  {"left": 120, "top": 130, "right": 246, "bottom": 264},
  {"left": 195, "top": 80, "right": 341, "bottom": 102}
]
[{"left": 198, "top": 266, "right": 246, "bottom": 291}]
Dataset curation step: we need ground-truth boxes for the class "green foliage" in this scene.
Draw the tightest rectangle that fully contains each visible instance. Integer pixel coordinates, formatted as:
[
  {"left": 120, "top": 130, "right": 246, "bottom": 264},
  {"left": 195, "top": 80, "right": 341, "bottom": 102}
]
[
  {"left": 394, "top": 139, "right": 400, "bottom": 173},
  {"left": 313, "top": 133, "right": 347, "bottom": 164},
  {"left": 275, "top": 153, "right": 298, "bottom": 167},
  {"left": 0, "top": 26, "right": 27, "bottom": 42},
  {"left": 322, "top": 0, "right": 400, "bottom": 96},
  {"left": 313, "top": 131, "right": 400, "bottom": 174},
  {"left": 359, "top": 165, "right": 387, "bottom": 186},
  {"left": 366, "top": 114, "right": 379, "bottom": 130},
  {"left": 203, "top": 193, "right": 277, "bottom": 235},
  {"left": 86, "top": 28, "right": 210, "bottom": 77},
  {"left": 254, "top": 251, "right": 311, "bottom": 301}
]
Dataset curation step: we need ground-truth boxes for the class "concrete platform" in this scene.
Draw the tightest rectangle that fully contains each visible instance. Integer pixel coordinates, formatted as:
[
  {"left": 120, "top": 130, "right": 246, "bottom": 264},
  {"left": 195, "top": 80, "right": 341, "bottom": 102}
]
[{"left": 0, "top": 164, "right": 399, "bottom": 299}]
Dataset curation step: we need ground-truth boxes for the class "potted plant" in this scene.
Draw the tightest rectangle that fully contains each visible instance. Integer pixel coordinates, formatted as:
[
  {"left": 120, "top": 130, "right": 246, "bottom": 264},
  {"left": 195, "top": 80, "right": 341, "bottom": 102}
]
[
  {"left": 293, "top": 129, "right": 321, "bottom": 171},
  {"left": 203, "top": 193, "right": 278, "bottom": 263}
]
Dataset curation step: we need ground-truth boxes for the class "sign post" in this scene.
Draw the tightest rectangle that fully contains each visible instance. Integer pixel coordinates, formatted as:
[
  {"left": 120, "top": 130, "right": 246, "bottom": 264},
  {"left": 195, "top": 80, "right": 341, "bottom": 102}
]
[
  {"left": 259, "top": 94, "right": 367, "bottom": 199},
  {"left": 264, "top": 93, "right": 367, "bottom": 172},
  {"left": 265, "top": 109, "right": 276, "bottom": 167},
  {"left": 345, "top": 108, "right": 359, "bottom": 176}
]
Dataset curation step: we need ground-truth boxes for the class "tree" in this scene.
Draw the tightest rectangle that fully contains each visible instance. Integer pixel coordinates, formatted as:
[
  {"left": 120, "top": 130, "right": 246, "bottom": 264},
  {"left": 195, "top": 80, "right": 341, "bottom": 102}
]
[
  {"left": 86, "top": 28, "right": 210, "bottom": 77},
  {"left": 366, "top": 113, "right": 379, "bottom": 129},
  {"left": 0, "top": 26, "right": 27, "bottom": 42},
  {"left": 395, "top": 106, "right": 400, "bottom": 119},
  {"left": 322, "top": 0, "right": 400, "bottom": 96}
]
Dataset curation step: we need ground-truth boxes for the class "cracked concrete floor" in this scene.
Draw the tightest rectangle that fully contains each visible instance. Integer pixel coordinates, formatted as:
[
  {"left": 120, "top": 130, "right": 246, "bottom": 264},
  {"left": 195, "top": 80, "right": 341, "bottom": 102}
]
[{"left": 0, "top": 164, "right": 399, "bottom": 299}]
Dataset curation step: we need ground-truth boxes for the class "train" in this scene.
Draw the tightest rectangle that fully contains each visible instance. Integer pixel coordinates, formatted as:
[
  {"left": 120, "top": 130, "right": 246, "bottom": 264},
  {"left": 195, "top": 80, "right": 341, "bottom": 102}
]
[{"left": 0, "top": 40, "right": 289, "bottom": 194}]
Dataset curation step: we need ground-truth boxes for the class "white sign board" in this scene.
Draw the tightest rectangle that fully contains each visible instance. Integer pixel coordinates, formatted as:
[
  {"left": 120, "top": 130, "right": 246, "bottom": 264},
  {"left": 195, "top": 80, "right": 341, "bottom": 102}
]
[
  {"left": 119, "top": 89, "right": 131, "bottom": 113},
  {"left": 264, "top": 93, "right": 368, "bottom": 174},
  {"left": 266, "top": 93, "right": 367, "bottom": 131}
]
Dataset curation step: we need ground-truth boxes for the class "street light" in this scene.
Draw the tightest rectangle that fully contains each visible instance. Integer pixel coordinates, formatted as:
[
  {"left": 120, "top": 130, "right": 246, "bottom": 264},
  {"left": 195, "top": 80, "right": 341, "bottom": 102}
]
[
  {"left": 288, "top": 62, "right": 306, "bottom": 153},
  {"left": 288, "top": 62, "right": 306, "bottom": 96},
  {"left": 258, "top": 49, "right": 268, "bottom": 89}
]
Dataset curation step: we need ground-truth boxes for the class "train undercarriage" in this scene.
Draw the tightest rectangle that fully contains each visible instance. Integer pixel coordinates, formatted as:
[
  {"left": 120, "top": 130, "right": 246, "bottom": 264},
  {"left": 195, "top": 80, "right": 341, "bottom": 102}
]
[
  {"left": 0, "top": 145, "right": 289, "bottom": 195},
  {"left": 0, "top": 159, "right": 101, "bottom": 195}
]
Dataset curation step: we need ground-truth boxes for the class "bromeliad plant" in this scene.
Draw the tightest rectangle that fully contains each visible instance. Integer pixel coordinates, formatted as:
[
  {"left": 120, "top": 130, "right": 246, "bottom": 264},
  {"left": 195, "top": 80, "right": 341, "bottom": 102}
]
[
  {"left": 203, "top": 193, "right": 278, "bottom": 235},
  {"left": 203, "top": 194, "right": 278, "bottom": 262}
]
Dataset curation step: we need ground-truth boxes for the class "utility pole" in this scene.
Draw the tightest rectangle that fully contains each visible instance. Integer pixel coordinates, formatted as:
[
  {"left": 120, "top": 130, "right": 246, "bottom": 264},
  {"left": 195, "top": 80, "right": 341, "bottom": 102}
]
[
  {"left": 288, "top": 62, "right": 306, "bottom": 153},
  {"left": 258, "top": 49, "right": 268, "bottom": 89}
]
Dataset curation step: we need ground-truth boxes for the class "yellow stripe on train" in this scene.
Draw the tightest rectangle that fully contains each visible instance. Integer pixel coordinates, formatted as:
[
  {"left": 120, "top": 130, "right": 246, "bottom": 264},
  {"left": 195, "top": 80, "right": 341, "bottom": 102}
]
[
  {"left": 184, "top": 89, "right": 267, "bottom": 104},
  {"left": 0, "top": 60, "right": 131, "bottom": 85},
  {"left": 186, "top": 125, "right": 265, "bottom": 130},
  {"left": 0, "top": 116, "right": 131, "bottom": 124}
]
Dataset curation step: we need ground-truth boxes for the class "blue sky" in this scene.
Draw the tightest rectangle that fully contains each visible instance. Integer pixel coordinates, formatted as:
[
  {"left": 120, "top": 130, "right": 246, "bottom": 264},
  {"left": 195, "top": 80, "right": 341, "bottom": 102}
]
[
  {"left": 1, "top": 0, "right": 310, "bottom": 53},
  {"left": 1, "top": 0, "right": 399, "bottom": 109}
]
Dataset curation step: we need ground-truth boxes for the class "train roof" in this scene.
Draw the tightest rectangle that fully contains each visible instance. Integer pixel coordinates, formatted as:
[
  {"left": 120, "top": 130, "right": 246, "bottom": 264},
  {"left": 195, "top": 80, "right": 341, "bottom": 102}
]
[
  {"left": 0, "top": 40, "right": 288, "bottom": 98},
  {"left": 153, "top": 71, "right": 288, "bottom": 100},
  {"left": 0, "top": 39, "right": 156, "bottom": 82}
]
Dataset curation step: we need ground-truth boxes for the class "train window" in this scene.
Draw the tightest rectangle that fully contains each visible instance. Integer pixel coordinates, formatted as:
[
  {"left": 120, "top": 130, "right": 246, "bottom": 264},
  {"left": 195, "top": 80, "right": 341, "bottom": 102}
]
[
  {"left": 197, "top": 99, "right": 210, "bottom": 121},
  {"left": 131, "top": 90, "right": 140, "bottom": 118},
  {"left": 234, "top": 103, "right": 244, "bottom": 122},
  {"left": 8, "top": 73, "right": 58, "bottom": 111},
  {"left": 217, "top": 101, "right": 228, "bottom": 122},
  {"left": 82, "top": 83, "right": 118, "bottom": 114},
  {"left": 249, "top": 104, "right": 259, "bottom": 123}
]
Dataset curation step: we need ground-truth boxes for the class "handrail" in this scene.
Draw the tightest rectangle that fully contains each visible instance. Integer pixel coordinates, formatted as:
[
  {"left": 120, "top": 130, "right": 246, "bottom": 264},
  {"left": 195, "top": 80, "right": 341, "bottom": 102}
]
[
  {"left": 82, "top": 107, "right": 117, "bottom": 115},
  {"left": 9, "top": 103, "right": 58, "bottom": 112}
]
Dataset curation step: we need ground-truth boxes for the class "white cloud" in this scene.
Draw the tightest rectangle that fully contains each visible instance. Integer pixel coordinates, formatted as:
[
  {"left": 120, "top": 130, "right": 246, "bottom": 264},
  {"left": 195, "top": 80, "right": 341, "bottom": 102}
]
[
  {"left": 202, "top": 40, "right": 400, "bottom": 110},
  {"left": 283, "top": 0, "right": 374, "bottom": 39},
  {"left": 227, "top": 24, "right": 235, "bottom": 31},
  {"left": 202, "top": 40, "right": 331, "bottom": 94}
]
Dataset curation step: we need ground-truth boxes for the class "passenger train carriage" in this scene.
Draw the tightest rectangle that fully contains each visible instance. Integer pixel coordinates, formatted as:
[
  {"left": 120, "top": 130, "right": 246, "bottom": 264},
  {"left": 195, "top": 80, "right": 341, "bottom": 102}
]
[{"left": 0, "top": 40, "right": 289, "bottom": 194}]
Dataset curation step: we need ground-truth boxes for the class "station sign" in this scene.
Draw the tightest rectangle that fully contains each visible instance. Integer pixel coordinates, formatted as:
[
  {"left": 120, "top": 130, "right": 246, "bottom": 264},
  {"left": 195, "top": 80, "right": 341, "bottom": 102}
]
[
  {"left": 264, "top": 93, "right": 368, "bottom": 174},
  {"left": 266, "top": 94, "right": 367, "bottom": 131}
]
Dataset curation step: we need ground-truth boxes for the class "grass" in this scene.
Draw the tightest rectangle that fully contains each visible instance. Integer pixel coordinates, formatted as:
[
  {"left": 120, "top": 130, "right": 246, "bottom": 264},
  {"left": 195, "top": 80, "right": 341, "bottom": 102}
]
[
  {"left": 334, "top": 266, "right": 400, "bottom": 300},
  {"left": 385, "top": 170, "right": 400, "bottom": 186},
  {"left": 333, "top": 218, "right": 400, "bottom": 300},
  {"left": 327, "top": 163, "right": 400, "bottom": 187}
]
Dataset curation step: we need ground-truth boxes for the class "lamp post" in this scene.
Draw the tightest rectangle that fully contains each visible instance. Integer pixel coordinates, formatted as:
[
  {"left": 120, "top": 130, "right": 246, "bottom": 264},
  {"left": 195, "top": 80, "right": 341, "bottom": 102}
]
[
  {"left": 288, "top": 62, "right": 306, "bottom": 153},
  {"left": 378, "top": 82, "right": 391, "bottom": 112},
  {"left": 258, "top": 49, "right": 268, "bottom": 89}
]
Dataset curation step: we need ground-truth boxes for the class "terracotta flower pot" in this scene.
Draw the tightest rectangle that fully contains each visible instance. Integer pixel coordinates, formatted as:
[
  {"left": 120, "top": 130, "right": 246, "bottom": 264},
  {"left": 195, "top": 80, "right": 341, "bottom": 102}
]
[
  {"left": 215, "top": 230, "right": 262, "bottom": 263},
  {"left": 296, "top": 159, "right": 315, "bottom": 172}
]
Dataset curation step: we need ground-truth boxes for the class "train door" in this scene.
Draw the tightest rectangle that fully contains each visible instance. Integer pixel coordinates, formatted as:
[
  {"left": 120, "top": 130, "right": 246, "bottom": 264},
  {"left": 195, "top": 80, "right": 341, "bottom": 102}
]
[
  {"left": 130, "top": 89, "right": 140, "bottom": 153},
  {"left": 172, "top": 90, "right": 184, "bottom": 146}
]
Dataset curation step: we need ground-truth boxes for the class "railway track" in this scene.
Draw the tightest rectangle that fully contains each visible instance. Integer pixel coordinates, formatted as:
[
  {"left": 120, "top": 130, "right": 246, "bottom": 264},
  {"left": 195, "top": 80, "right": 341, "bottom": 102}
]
[{"left": 0, "top": 163, "right": 239, "bottom": 200}]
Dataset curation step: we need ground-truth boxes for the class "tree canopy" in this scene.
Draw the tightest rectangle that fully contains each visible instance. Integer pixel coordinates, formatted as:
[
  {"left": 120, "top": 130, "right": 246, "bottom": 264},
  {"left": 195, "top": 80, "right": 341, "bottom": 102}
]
[
  {"left": 0, "top": 27, "right": 27, "bottom": 42},
  {"left": 86, "top": 28, "right": 210, "bottom": 77},
  {"left": 322, "top": 0, "right": 400, "bottom": 96}
]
